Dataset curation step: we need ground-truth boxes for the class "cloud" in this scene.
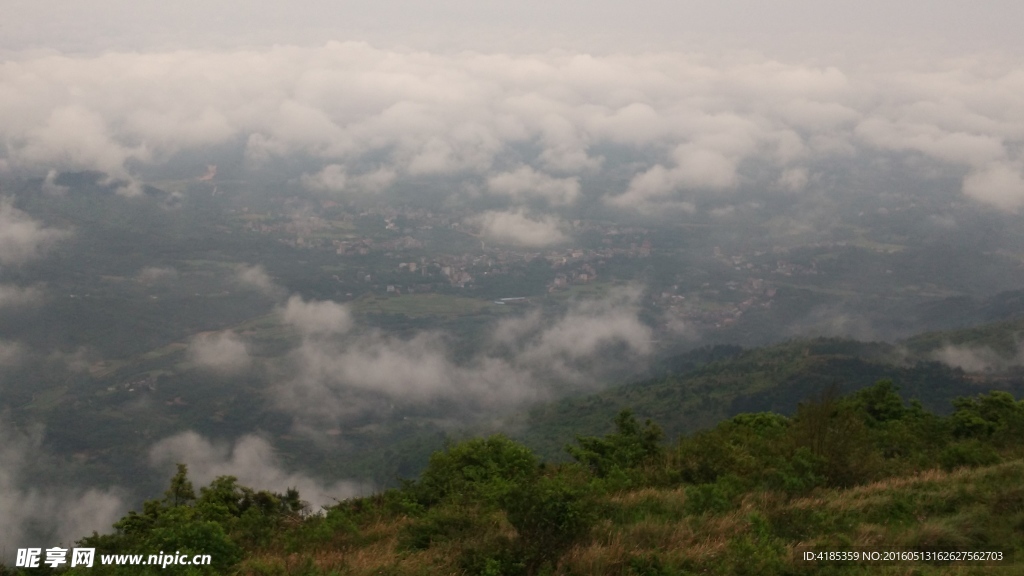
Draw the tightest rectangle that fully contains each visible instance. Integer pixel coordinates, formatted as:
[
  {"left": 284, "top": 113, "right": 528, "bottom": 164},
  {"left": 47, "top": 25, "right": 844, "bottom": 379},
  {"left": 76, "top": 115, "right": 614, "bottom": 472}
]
[
  {"left": 470, "top": 209, "right": 568, "bottom": 247},
  {"left": 486, "top": 165, "right": 581, "bottom": 206},
  {"left": 855, "top": 117, "right": 1007, "bottom": 168},
  {"left": 0, "top": 285, "right": 43, "bottom": 309},
  {"left": 40, "top": 169, "right": 68, "bottom": 195},
  {"left": 0, "top": 199, "right": 69, "bottom": 265},
  {"left": 500, "top": 287, "right": 654, "bottom": 380},
  {"left": 149, "top": 432, "right": 369, "bottom": 509},
  {"left": 352, "top": 166, "right": 397, "bottom": 193},
  {"left": 273, "top": 286, "right": 652, "bottom": 425},
  {"left": 932, "top": 342, "right": 1024, "bottom": 373},
  {"left": 0, "top": 340, "right": 27, "bottom": 367},
  {"left": 234, "top": 264, "right": 282, "bottom": 296},
  {"left": 2, "top": 45, "right": 1024, "bottom": 213},
  {"left": 777, "top": 167, "right": 809, "bottom": 192},
  {"left": 301, "top": 164, "right": 348, "bottom": 193},
  {"left": 276, "top": 330, "right": 538, "bottom": 422},
  {"left": 784, "top": 305, "right": 878, "bottom": 341},
  {"left": 280, "top": 295, "right": 353, "bottom": 336},
  {"left": 187, "top": 331, "right": 251, "bottom": 374},
  {"left": 46, "top": 347, "right": 94, "bottom": 373},
  {"left": 961, "top": 162, "right": 1024, "bottom": 212},
  {"left": 0, "top": 421, "right": 124, "bottom": 560}
]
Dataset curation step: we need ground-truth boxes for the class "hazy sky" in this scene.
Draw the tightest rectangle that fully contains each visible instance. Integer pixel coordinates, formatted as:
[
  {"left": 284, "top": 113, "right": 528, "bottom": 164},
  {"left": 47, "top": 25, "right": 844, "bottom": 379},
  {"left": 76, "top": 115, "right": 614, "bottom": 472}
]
[{"left": 5, "top": 0, "right": 1024, "bottom": 57}]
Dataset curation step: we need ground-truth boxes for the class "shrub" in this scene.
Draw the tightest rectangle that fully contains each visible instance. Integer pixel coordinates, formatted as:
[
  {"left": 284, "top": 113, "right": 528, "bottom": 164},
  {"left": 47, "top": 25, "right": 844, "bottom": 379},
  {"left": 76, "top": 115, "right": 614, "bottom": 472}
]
[
  {"left": 398, "top": 506, "right": 478, "bottom": 551},
  {"left": 502, "top": 469, "right": 597, "bottom": 576},
  {"left": 792, "top": 388, "right": 877, "bottom": 487},
  {"left": 412, "top": 435, "right": 539, "bottom": 507},
  {"left": 683, "top": 475, "right": 745, "bottom": 515},
  {"left": 567, "top": 409, "right": 663, "bottom": 479},
  {"left": 940, "top": 439, "right": 1001, "bottom": 471}
]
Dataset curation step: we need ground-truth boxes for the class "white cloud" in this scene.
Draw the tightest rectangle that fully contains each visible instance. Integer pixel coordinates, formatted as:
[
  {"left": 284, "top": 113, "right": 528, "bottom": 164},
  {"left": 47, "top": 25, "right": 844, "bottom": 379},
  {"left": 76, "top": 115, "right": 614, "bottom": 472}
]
[
  {"left": 932, "top": 342, "right": 1024, "bottom": 373},
  {"left": 962, "top": 162, "right": 1024, "bottom": 212},
  {"left": 352, "top": 166, "right": 397, "bottom": 193},
  {"left": 273, "top": 286, "right": 653, "bottom": 425},
  {"left": 149, "top": 432, "right": 369, "bottom": 509},
  {"left": 470, "top": 209, "right": 568, "bottom": 247},
  {"left": 235, "top": 264, "right": 282, "bottom": 296},
  {"left": 188, "top": 331, "right": 251, "bottom": 374},
  {"left": 508, "top": 287, "right": 654, "bottom": 380},
  {"left": 777, "top": 167, "right": 810, "bottom": 192},
  {"left": 1, "top": 46, "right": 1024, "bottom": 213},
  {"left": 855, "top": 117, "right": 1007, "bottom": 168},
  {"left": 280, "top": 295, "right": 353, "bottom": 336},
  {"left": 40, "top": 169, "right": 68, "bottom": 195},
  {"left": 0, "top": 199, "right": 69, "bottom": 265},
  {"left": 487, "top": 165, "right": 581, "bottom": 205},
  {"left": 301, "top": 164, "right": 348, "bottom": 192}
]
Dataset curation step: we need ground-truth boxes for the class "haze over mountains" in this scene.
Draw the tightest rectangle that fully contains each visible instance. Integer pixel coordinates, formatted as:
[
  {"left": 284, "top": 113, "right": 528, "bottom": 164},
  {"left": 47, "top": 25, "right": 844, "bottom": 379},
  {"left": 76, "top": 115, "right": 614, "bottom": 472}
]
[{"left": 3, "top": 0, "right": 1024, "bottom": 562}]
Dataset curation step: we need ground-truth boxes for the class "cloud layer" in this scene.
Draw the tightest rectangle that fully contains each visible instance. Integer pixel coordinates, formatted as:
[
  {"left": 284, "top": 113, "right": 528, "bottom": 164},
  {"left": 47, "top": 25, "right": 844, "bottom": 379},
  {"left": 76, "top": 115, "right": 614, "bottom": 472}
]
[{"left": 2, "top": 45, "right": 1024, "bottom": 213}]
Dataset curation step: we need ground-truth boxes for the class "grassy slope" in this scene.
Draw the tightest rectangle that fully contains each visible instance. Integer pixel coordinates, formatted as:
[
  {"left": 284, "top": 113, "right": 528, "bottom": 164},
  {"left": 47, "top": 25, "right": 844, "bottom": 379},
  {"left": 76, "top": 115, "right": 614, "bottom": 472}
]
[{"left": 230, "top": 460, "right": 1024, "bottom": 576}]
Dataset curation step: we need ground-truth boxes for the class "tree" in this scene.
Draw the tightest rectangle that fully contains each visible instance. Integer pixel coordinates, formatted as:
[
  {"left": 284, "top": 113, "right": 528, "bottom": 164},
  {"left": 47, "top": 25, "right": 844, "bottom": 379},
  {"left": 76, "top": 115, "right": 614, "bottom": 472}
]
[
  {"left": 567, "top": 409, "right": 663, "bottom": 477},
  {"left": 951, "top": 391, "right": 1024, "bottom": 444},
  {"left": 164, "top": 463, "right": 196, "bottom": 507},
  {"left": 849, "top": 379, "right": 906, "bottom": 425}
]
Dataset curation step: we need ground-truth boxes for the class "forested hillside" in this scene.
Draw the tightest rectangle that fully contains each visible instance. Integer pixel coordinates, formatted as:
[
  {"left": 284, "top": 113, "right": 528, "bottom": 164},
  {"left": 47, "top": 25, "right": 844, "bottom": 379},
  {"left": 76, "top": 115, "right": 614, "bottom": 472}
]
[
  {"left": 514, "top": 335, "right": 1024, "bottom": 461},
  {"left": 6, "top": 381, "right": 1024, "bottom": 575}
]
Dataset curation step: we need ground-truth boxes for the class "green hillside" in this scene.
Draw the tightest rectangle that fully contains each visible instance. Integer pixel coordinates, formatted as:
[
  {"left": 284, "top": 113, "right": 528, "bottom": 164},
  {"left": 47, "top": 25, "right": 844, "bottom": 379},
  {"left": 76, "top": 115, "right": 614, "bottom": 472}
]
[
  {"left": 903, "top": 316, "right": 1024, "bottom": 358},
  {"left": 12, "top": 381, "right": 1024, "bottom": 575},
  {"left": 512, "top": 336, "right": 1024, "bottom": 461},
  {"left": 343, "top": 328, "right": 1024, "bottom": 485}
]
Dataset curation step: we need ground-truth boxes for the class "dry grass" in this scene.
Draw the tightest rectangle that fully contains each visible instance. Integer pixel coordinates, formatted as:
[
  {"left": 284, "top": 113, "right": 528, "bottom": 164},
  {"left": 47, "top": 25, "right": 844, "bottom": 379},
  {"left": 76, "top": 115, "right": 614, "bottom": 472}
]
[{"left": 235, "top": 460, "right": 1024, "bottom": 575}]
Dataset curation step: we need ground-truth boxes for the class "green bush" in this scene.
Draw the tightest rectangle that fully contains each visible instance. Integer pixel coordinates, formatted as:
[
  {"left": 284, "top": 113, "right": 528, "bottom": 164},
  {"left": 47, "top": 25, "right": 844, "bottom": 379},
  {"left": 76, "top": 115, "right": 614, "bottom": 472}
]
[
  {"left": 567, "top": 409, "right": 663, "bottom": 479},
  {"left": 940, "top": 439, "right": 1001, "bottom": 471},
  {"left": 459, "top": 536, "right": 526, "bottom": 576},
  {"left": 142, "top": 507, "right": 242, "bottom": 574},
  {"left": 398, "top": 506, "right": 479, "bottom": 551},
  {"left": 721, "top": 514, "right": 787, "bottom": 576},
  {"left": 412, "top": 435, "right": 539, "bottom": 507},
  {"left": 683, "top": 475, "right": 745, "bottom": 515},
  {"left": 951, "top": 391, "right": 1024, "bottom": 445},
  {"left": 792, "top": 389, "right": 877, "bottom": 487},
  {"left": 502, "top": 469, "right": 597, "bottom": 576}
]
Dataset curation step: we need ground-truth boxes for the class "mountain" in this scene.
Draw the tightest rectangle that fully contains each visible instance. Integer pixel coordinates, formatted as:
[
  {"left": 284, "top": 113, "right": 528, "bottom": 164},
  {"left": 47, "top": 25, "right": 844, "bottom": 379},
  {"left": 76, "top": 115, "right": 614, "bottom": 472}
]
[{"left": 511, "top": 333, "right": 1024, "bottom": 461}]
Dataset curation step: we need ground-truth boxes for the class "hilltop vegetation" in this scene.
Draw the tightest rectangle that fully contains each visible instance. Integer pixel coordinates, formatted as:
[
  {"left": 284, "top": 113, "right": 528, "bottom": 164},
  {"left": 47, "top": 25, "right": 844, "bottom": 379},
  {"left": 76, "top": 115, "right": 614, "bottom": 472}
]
[{"left": 8, "top": 381, "right": 1024, "bottom": 575}]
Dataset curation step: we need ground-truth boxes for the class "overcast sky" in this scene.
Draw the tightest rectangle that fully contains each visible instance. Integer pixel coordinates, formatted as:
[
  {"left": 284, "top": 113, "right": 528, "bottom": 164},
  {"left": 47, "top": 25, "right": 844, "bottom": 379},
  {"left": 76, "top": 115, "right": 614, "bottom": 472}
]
[{"left": 5, "top": 0, "right": 1024, "bottom": 57}]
